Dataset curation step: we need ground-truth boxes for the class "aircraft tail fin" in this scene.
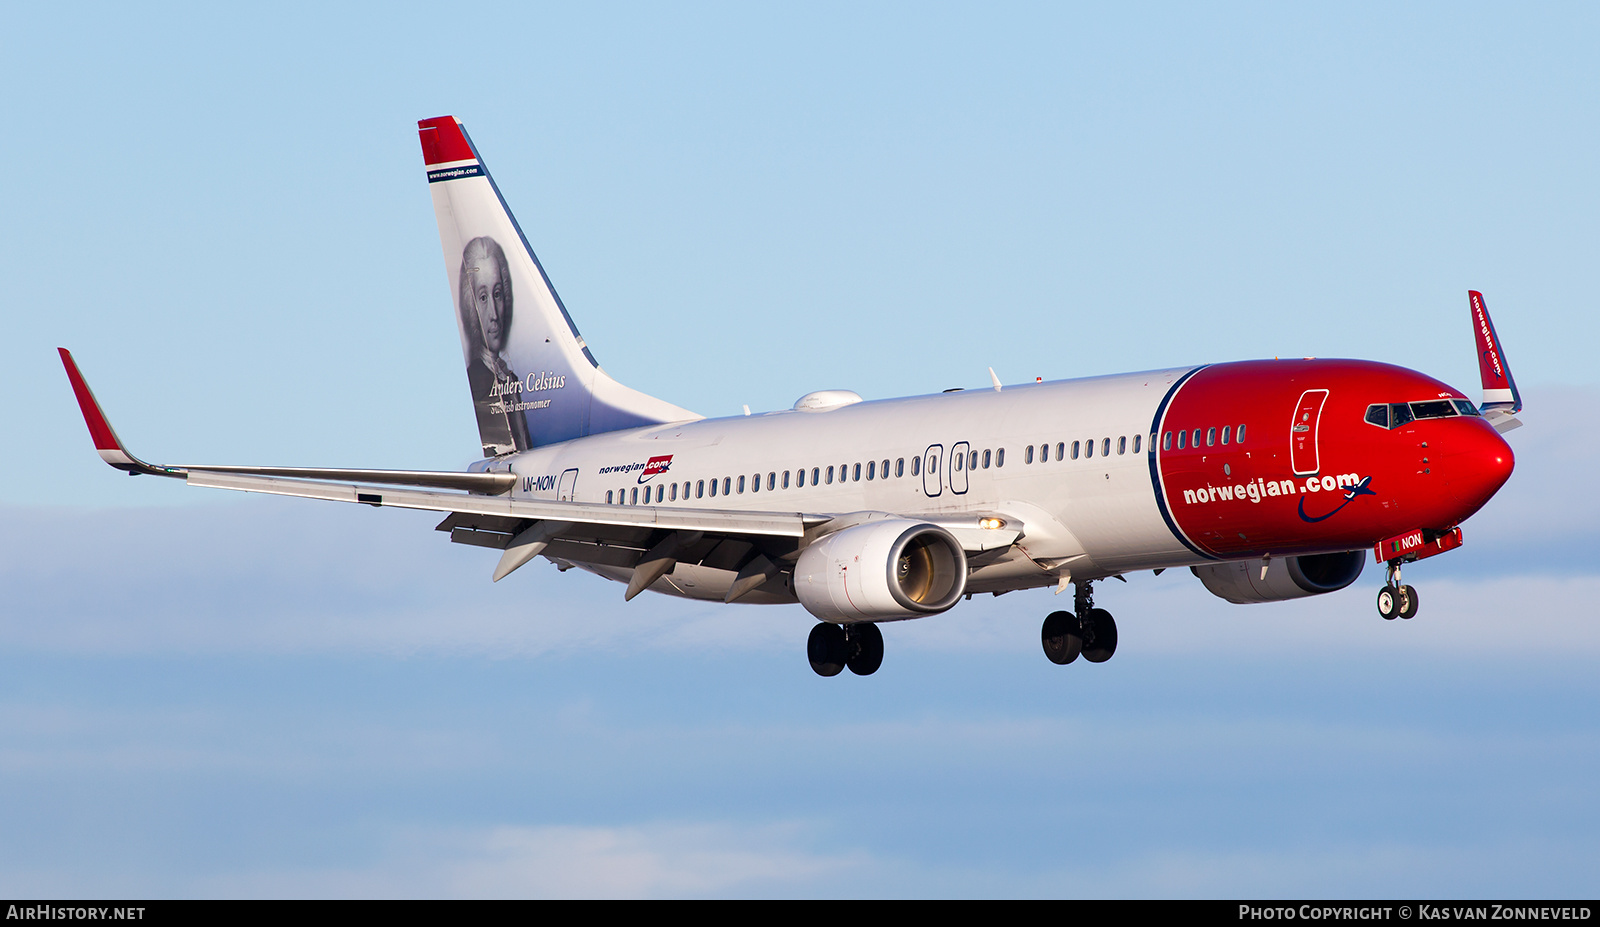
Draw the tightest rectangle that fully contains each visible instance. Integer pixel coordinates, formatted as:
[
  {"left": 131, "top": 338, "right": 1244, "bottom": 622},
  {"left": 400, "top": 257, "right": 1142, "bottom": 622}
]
[
  {"left": 418, "top": 116, "right": 699, "bottom": 456},
  {"left": 1467, "top": 290, "right": 1522, "bottom": 432}
]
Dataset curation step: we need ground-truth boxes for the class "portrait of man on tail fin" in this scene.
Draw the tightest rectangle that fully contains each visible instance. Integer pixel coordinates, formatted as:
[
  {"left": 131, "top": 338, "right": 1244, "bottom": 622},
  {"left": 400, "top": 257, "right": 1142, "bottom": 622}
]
[{"left": 458, "top": 236, "right": 532, "bottom": 456}]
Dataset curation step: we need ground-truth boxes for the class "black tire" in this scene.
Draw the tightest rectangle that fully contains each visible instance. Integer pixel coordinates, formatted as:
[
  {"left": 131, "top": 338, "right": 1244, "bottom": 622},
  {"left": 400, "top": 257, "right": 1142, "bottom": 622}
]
[
  {"left": 1399, "top": 584, "right": 1419, "bottom": 620},
  {"left": 1081, "top": 608, "right": 1118, "bottom": 663},
  {"left": 1041, "top": 610, "right": 1082, "bottom": 665},
  {"left": 807, "top": 622, "right": 846, "bottom": 677},
  {"left": 846, "top": 622, "right": 884, "bottom": 676},
  {"left": 1377, "top": 585, "right": 1400, "bottom": 620}
]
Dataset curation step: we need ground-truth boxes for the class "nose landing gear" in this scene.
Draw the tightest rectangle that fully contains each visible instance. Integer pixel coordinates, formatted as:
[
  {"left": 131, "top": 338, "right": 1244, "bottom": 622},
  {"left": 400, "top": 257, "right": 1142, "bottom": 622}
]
[
  {"left": 1041, "top": 581, "right": 1118, "bottom": 665},
  {"left": 1376, "top": 561, "right": 1419, "bottom": 620}
]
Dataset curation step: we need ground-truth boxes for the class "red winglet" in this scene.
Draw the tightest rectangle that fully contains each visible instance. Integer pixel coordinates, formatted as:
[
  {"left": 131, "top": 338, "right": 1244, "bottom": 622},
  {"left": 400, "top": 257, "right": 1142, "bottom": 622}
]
[
  {"left": 58, "top": 348, "right": 124, "bottom": 453},
  {"left": 417, "top": 116, "right": 475, "bottom": 166},
  {"left": 57, "top": 348, "right": 162, "bottom": 473},
  {"left": 1468, "top": 290, "right": 1521, "bottom": 413}
]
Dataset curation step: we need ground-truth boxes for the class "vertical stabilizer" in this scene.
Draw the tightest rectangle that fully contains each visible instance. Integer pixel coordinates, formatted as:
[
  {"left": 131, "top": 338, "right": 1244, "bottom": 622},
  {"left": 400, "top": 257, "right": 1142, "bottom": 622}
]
[{"left": 418, "top": 116, "right": 699, "bottom": 456}]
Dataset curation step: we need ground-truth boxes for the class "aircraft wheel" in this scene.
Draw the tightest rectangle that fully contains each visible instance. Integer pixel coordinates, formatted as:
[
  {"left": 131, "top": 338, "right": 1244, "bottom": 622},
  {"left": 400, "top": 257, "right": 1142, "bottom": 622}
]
[
  {"left": 1081, "top": 608, "right": 1118, "bottom": 663},
  {"left": 1377, "top": 585, "right": 1400, "bottom": 620},
  {"left": 807, "top": 622, "right": 847, "bottom": 677},
  {"left": 1041, "top": 610, "right": 1082, "bottom": 665},
  {"left": 1399, "top": 584, "right": 1419, "bottom": 620},
  {"left": 846, "top": 622, "right": 884, "bottom": 676}
]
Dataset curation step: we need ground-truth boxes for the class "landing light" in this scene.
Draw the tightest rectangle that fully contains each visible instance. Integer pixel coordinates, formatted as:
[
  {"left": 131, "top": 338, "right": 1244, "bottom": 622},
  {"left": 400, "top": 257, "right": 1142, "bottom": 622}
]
[{"left": 979, "top": 517, "right": 1004, "bottom": 530}]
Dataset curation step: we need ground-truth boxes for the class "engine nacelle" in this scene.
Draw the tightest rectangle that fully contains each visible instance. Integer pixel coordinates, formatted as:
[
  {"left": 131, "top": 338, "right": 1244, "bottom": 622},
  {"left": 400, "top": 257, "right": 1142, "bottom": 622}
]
[
  {"left": 795, "top": 519, "right": 968, "bottom": 621},
  {"left": 1191, "top": 551, "right": 1365, "bottom": 604}
]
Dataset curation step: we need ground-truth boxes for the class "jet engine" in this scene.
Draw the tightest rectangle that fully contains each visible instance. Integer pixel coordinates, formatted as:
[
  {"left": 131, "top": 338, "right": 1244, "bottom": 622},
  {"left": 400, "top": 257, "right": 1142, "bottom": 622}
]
[
  {"left": 1191, "top": 551, "right": 1365, "bottom": 604},
  {"left": 794, "top": 519, "right": 968, "bottom": 621}
]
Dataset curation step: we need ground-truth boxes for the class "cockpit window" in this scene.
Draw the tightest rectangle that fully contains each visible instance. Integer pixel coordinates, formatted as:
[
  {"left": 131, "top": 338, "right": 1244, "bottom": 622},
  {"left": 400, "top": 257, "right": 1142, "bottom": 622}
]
[
  {"left": 1366, "top": 399, "right": 1477, "bottom": 429},
  {"left": 1410, "top": 400, "right": 1457, "bottom": 420}
]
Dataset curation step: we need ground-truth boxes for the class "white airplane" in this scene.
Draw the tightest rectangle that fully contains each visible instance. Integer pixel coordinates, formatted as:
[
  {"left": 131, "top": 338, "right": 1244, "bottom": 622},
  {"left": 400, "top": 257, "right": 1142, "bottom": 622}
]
[{"left": 61, "top": 116, "right": 1522, "bottom": 676}]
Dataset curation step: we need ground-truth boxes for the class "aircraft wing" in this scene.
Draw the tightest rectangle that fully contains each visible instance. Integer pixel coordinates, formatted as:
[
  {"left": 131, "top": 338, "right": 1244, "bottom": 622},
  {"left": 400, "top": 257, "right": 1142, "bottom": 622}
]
[{"left": 61, "top": 349, "right": 1019, "bottom": 592}]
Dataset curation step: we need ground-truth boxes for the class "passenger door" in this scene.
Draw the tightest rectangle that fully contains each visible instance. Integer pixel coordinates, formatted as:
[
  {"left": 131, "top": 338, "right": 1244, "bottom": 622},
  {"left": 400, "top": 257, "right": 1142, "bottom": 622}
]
[{"left": 1290, "top": 389, "right": 1329, "bottom": 476}]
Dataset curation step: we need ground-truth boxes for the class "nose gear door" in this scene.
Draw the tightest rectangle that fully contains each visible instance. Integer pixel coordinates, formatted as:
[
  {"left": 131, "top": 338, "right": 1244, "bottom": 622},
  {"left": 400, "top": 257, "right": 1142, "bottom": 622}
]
[{"left": 1290, "top": 389, "right": 1329, "bottom": 476}]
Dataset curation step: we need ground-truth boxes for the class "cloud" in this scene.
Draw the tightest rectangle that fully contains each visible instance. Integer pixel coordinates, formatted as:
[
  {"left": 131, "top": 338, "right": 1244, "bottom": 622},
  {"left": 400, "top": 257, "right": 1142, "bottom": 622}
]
[{"left": 191, "top": 821, "right": 867, "bottom": 899}]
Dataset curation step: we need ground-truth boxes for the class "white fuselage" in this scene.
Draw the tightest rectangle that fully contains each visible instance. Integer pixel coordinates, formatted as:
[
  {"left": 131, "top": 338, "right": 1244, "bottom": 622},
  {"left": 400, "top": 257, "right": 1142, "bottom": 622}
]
[{"left": 491, "top": 367, "right": 1204, "bottom": 600}]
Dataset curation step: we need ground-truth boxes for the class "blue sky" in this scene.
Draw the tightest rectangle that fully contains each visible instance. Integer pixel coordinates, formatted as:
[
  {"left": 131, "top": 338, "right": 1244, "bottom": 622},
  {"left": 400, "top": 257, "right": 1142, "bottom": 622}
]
[{"left": 2, "top": 2, "right": 1598, "bottom": 897}]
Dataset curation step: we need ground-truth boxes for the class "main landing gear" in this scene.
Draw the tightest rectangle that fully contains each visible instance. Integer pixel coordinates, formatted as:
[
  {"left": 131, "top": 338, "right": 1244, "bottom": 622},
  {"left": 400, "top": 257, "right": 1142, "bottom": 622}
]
[
  {"left": 1376, "top": 560, "right": 1420, "bottom": 620},
  {"left": 1041, "top": 581, "right": 1118, "bottom": 665},
  {"left": 807, "top": 621, "right": 885, "bottom": 677}
]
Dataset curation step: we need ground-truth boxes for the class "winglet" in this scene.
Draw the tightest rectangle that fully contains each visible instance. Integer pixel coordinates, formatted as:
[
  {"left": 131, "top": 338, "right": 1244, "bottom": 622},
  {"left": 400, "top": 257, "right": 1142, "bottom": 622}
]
[
  {"left": 57, "top": 349, "right": 177, "bottom": 476},
  {"left": 1468, "top": 291, "right": 1521, "bottom": 414}
]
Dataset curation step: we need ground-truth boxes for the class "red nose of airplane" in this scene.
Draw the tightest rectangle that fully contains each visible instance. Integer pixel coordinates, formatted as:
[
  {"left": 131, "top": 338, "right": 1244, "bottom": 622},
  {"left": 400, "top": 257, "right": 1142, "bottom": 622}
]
[{"left": 1440, "top": 420, "right": 1515, "bottom": 521}]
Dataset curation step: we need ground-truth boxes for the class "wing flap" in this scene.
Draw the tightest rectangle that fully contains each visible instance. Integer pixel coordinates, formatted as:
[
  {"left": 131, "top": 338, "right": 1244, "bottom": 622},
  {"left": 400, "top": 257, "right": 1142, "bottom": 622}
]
[{"left": 183, "top": 470, "right": 816, "bottom": 538}]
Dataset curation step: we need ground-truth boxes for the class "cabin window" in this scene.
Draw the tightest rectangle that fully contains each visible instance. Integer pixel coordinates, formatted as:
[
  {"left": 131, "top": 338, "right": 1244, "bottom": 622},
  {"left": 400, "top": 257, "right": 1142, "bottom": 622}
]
[
  {"left": 1132, "top": 434, "right": 1142, "bottom": 454},
  {"left": 606, "top": 490, "right": 614, "bottom": 504},
  {"left": 982, "top": 449, "right": 991, "bottom": 469},
  {"left": 1206, "top": 427, "right": 1216, "bottom": 447},
  {"left": 670, "top": 483, "right": 678, "bottom": 501},
  {"left": 953, "top": 454, "right": 963, "bottom": 472},
  {"left": 696, "top": 480, "right": 704, "bottom": 499},
  {"left": 826, "top": 465, "right": 834, "bottom": 484},
  {"left": 1072, "top": 440, "right": 1080, "bottom": 459},
  {"left": 853, "top": 463, "right": 862, "bottom": 481},
  {"left": 765, "top": 472, "right": 774, "bottom": 491},
  {"left": 867, "top": 461, "right": 876, "bottom": 480},
  {"left": 1177, "top": 430, "right": 1187, "bottom": 449},
  {"left": 652, "top": 485, "right": 659, "bottom": 502},
  {"left": 1221, "top": 426, "right": 1230, "bottom": 445},
  {"left": 631, "top": 487, "right": 639, "bottom": 504},
  {"left": 709, "top": 479, "right": 717, "bottom": 498},
  {"left": 969, "top": 450, "right": 979, "bottom": 470},
  {"left": 1163, "top": 431, "right": 1172, "bottom": 451},
  {"left": 780, "top": 470, "right": 788, "bottom": 489},
  {"left": 723, "top": 477, "right": 731, "bottom": 495},
  {"left": 882, "top": 459, "right": 890, "bottom": 478},
  {"left": 1189, "top": 429, "right": 1200, "bottom": 448},
  {"left": 1236, "top": 424, "right": 1247, "bottom": 443},
  {"left": 1117, "top": 436, "right": 1126, "bottom": 455},
  {"left": 1103, "top": 437, "right": 1112, "bottom": 457},
  {"left": 911, "top": 456, "right": 921, "bottom": 476},
  {"left": 895, "top": 458, "right": 905, "bottom": 477},
  {"left": 796, "top": 469, "right": 805, "bottom": 488},
  {"left": 1056, "top": 442, "right": 1065, "bottom": 461},
  {"left": 996, "top": 448, "right": 1005, "bottom": 467},
  {"left": 812, "top": 467, "right": 820, "bottom": 484},
  {"left": 1025, "top": 445, "right": 1034, "bottom": 464},
  {"left": 1085, "top": 439, "right": 1094, "bottom": 459}
]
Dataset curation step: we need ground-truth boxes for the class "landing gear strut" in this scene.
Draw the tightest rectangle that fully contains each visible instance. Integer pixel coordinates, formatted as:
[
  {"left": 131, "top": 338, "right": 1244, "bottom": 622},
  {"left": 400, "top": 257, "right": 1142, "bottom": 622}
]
[
  {"left": 1376, "top": 560, "right": 1419, "bottom": 620},
  {"left": 807, "top": 621, "right": 885, "bottom": 677},
  {"left": 1041, "top": 581, "right": 1118, "bottom": 665}
]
